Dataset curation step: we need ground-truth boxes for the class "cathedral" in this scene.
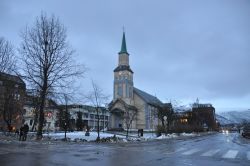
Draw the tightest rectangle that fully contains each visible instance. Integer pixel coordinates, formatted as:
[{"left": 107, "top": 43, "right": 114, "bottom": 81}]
[{"left": 109, "top": 32, "right": 163, "bottom": 131}]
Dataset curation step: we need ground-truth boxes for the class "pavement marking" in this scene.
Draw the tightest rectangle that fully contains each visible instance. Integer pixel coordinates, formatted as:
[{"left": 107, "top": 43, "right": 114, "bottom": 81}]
[
  {"left": 201, "top": 149, "right": 220, "bottom": 157},
  {"left": 247, "top": 152, "right": 250, "bottom": 160},
  {"left": 175, "top": 147, "right": 186, "bottom": 152},
  {"left": 222, "top": 150, "right": 238, "bottom": 159},
  {"left": 0, "top": 151, "right": 9, "bottom": 155},
  {"left": 182, "top": 148, "right": 200, "bottom": 155}
]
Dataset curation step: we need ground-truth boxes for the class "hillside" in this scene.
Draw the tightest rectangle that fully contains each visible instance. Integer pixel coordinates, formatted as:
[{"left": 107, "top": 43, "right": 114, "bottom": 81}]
[{"left": 216, "top": 110, "right": 250, "bottom": 125}]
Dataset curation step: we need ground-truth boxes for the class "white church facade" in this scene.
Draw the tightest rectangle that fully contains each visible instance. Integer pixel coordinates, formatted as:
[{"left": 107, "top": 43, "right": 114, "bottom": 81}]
[{"left": 109, "top": 33, "right": 163, "bottom": 131}]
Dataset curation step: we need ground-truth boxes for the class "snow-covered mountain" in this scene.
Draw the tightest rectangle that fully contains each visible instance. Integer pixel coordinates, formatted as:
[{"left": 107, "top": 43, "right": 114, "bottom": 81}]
[
  {"left": 216, "top": 110, "right": 250, "bottom": 125},
  {"left": 173, "top": 105, "right": 192, "bottom": 112}
]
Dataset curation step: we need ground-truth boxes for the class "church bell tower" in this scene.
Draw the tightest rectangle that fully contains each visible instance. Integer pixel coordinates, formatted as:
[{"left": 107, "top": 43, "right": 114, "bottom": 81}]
[{"left": 113, "top": 32, "right": 134, "bottom": 104}]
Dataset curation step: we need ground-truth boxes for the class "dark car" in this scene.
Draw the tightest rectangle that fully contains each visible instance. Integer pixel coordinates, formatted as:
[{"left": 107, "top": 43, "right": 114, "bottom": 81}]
[{"left": 242, "top": 125, "right": 250, "bottom": 138}]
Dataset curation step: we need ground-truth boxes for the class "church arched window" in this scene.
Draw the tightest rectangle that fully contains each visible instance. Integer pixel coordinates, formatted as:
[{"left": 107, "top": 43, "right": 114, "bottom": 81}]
[{"left": 118, "top": 85, "right": 122, "bottom": 97}]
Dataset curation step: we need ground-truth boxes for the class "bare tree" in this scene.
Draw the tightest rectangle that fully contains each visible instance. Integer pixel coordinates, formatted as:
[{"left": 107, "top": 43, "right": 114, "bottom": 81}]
[
  {"left": 25, "top": 89, "right": 40, "bottom": 132},
  {"left": 85, "top": 80, "right": 109, "bottom": 142},
  {"left": 0, "top": 37, "right": 16, "bottom": 73},
  {"left": 124, "top": 107, "right": 136, "bottom": 139},
  {"left": 61, "top": 94, "right": 71, "bottom": 141},
  {"left": 118, "top": 99, "right": 137, "bottom": 138},
  {"left": 146, "top": 106, "right": 158, "bottom": 132},
  {"left": 19, "top": 13, "right": 84, "bottom": 139},
  {"left": 157, "top": 103, "right": 174, "bottom": 133}
]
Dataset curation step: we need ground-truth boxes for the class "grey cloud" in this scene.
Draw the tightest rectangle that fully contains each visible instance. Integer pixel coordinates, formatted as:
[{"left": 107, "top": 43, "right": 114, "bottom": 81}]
[{"left": 0, "top": 0, "right": 249, "bottom": 111}]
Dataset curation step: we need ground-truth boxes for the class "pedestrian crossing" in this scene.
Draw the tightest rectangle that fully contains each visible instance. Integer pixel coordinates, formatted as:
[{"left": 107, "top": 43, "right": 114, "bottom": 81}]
[
  {"left": 247, "top": 151, "right": 250, "bottom": 160},
  {"left": 222, "top": 150, "right": 238, "bottom": 159},
  {"left": 168, "top": 148, "right": 250, "bottom": 160},
  {"left": 201, "top": 149, "right": 220, "bottom": 157},
  {"left": 182, "top": 148, "right": 201, "bottom": 155}
]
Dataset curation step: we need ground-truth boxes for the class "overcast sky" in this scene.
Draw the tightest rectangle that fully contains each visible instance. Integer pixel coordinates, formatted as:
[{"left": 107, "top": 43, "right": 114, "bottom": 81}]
[{"left": 0, "top": 0, "right": 249, "bottom": 112}]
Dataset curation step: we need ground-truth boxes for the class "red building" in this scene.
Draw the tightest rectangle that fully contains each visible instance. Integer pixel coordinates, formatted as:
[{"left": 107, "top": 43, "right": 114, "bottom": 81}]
[
  {"left": 171, "top": 99, "right": 217, "bottom": 132},
  {"left": 0, "top": 72, "right": 26, "bottom": 131}
]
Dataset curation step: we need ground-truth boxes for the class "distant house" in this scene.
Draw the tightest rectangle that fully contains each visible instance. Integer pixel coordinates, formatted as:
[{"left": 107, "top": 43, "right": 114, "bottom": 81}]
[
  {"left": 23, "top": 90, "right": 59, "bottom": 132},
  {"left": 192, "top": 99, "right": 217, "bottom": 130},
  {"left": 109, "top": 33, "right": 162, "bottom": 131},
  {"left": 57, "top": 104, "right": 110, "bottom": 131},
  {"left": 0, "top": 72, "right": 26, "bottom": 131},
  {"left": 171, "top": 99, "right": 217, "bottom": 132}
]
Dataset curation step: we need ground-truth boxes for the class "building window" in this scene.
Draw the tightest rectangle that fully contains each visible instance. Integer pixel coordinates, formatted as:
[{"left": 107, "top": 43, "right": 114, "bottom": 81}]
[
  {"left": 83, "top": 113, "right": 88, "bottom": 118},
  {"left": 90, "top": 114, "right": 94, "bottom": 119},
  {"left": 180, "top": 119, "right": 188, "bottom": 123},
  {"left": 129, "top": 87, "right": 132, "bottom": 98},
  {"left": 126, "top": 84, "right": 129, "bottom": 98},
  {"left": 118, "top": 85, "right": 122, "bottom": 97}
]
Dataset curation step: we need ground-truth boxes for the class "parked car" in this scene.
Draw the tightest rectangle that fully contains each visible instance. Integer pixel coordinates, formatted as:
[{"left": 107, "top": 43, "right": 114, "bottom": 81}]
[{"left": 242, "top": 125, "right": 250, "bottom": 138}]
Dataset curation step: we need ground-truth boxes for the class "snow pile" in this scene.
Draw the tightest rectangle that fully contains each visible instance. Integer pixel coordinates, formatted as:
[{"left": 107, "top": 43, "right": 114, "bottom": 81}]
[
  {"left": 156, "top": 132, "right": 200, "bottom": 140},
  {"left": 156, "top": 133, "right": 178, "bottom": 140},
  {"left": 40, "top": 131, "right": 204, "bottom": 142},
  {"left": 43, "top": 131, "right": 125, "bottom": 142},
  {"left": 181, "top": 132, "right": 198, "bottom": 137}
]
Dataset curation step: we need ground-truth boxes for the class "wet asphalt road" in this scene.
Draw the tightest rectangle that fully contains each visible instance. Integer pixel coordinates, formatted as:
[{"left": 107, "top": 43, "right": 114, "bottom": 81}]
[{"left": 0, "top": 132, "right": 249, "bottom": 166}]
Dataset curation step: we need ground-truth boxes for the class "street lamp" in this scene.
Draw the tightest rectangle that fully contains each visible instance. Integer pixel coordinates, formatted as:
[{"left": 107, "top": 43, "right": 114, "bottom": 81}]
[{"left": 64, "top": 122, "right": 67, "bottom": 141}]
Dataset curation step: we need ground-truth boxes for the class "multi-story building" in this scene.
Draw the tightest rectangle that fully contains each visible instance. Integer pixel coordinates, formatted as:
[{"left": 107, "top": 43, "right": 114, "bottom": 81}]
[
  {"left": 23, "top": 91, "right": 58, "bottom": 132},
  {"left": 171, "top": 99, "right": 217, "bottom": 132},
  {"left": 0, "top": 72, "right": 26, "bottom": 131},
  {"left": 59, "top": 104, "right": 109, "bottom": 131},
  {"left": 192, "top": 99, "right": 217, "bottom": 130}
]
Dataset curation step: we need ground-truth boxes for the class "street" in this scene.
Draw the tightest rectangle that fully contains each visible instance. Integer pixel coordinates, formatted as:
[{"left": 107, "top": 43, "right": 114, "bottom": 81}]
[{"left": 0, "top": 132, "right": 249, "bottom": 166}]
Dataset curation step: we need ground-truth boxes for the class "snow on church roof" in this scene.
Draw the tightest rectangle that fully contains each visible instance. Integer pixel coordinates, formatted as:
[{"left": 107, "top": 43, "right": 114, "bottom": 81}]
[{"left": 133, "top": 87, "right": 162, "bottom": 106}]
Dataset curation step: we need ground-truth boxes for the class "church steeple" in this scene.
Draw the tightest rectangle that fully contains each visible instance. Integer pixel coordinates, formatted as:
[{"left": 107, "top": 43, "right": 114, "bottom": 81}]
[
  {"left": 119, "top": 32, "right": 129, "bottom": 55},
  {"left": 113, "top": 32, "right": 134, "bottom": 104}
]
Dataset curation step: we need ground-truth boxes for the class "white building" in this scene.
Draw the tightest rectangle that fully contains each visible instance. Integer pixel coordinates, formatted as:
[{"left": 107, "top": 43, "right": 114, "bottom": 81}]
[
  {"left": 62, "top": 105, "right": 110, "bottom": 131},
  {"left": 23, "top": 95, "right": 58, "bottom": 132}
]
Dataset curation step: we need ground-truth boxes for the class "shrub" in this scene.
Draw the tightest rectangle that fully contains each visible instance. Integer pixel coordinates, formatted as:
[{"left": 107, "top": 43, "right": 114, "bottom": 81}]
[{"left": 156, "top": 125, "right": 166, "bottom": 137}]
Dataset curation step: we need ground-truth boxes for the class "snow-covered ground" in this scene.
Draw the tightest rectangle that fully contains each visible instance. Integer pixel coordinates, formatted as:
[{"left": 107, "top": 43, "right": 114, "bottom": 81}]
[
  {"left": 43, "top": 131, "right": 125, "bottom": 141},
  {"left": 42, "top": 131, "right": 202, "bottom": 142}
]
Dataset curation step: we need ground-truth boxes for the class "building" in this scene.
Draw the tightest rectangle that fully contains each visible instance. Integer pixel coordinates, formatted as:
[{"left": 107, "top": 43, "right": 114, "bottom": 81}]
[
  {"left": 192, "top": 99, "right": 217, "bottom": 130},
  {"left": 109, "top": 33, "right": 162, "bottom": 131},
  {"left": 171, "top": 99, "right": 217, "bottom": 132},
  {"left": 58, "top": 104, "right": 110, "bottom": 131},
  {"left": 23, "top": 91, "right": 59, "bottom": 132},
  {"left": 0, "top": 72, "right": 26, "bottom": 131}
]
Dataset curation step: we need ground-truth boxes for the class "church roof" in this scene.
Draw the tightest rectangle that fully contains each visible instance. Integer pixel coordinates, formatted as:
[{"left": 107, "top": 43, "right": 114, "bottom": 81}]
[
  {"left": 108, "top": 98, "right": 137, "bottom": 112},
  {"left": 119, "top": 32, "right": 129, "bottom": 55},
  {"left": 133, "top": 87, "right": 162, "bottom": 107},
  {"left": 114, "top": 65, "right": 134, "bottom": 73}
]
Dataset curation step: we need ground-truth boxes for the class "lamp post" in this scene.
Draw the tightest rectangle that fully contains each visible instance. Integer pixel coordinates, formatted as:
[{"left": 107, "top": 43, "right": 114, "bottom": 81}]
[{"left": 64, "top": 122, "right": 67, "bottom": 141}]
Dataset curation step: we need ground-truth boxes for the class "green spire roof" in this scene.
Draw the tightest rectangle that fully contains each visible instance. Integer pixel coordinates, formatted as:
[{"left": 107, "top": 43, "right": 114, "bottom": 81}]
[{"left": 119, "top": 32, "right": 129, "bottom": 55}]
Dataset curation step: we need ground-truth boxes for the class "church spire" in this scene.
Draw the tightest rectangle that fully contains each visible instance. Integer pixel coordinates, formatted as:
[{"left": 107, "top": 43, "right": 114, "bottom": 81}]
[{"left": 119, "top": 32, "right": 129, "bottom": 55}]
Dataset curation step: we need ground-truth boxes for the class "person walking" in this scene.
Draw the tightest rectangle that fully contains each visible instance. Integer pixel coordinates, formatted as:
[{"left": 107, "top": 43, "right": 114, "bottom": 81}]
[
  {"left": 19, "top": 126, "right": 24, "bottom": 141},
  {"left": 23, "top": 124, "right": 29, "bottom": 141}
]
